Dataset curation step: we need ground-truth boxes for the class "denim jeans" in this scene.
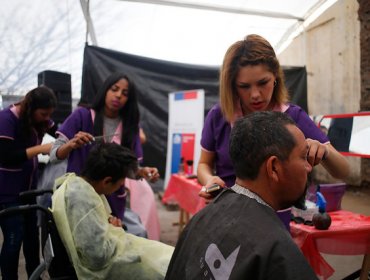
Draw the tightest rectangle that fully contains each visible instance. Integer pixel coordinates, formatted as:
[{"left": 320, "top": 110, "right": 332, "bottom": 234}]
[{"left": 0, "top": 202, "right": 40, "bottom": 280}]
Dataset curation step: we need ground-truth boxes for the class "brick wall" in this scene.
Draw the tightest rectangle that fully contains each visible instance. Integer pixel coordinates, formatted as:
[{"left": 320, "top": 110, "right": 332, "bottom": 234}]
[{"left": 358, "top": 0, "right": 370, "bottom": 186}]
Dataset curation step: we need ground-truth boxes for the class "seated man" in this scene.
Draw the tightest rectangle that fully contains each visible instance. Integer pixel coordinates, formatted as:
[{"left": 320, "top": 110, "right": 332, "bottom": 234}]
[
  {"left": 165, "top": 111, "right": 318, "bottom": 280},
  {"left": 51, "top": 143, "right": 174, "bottom": 279}
]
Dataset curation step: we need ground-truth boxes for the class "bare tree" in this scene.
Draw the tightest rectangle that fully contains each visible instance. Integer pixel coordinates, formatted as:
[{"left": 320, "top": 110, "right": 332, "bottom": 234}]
[{"left": 0, "top": 1, "right": 85, "bottom": 95}]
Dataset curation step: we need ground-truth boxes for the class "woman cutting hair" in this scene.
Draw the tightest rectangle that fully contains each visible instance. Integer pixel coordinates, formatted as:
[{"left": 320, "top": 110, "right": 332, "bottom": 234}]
[
  {"left": 50, "top": 72, "right": 160, "bottom": 239},
  {"left": 0, "top": 86, "right": 57, "bottom": 279},
  {"left": 198, "top": 34, "right": 349, "bottom": 200}
]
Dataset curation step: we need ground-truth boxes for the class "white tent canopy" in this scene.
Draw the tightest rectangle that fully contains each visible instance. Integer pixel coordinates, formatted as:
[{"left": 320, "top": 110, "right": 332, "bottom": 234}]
[{"left": 0, "top": 0, "right": 337, "bottom": 97}]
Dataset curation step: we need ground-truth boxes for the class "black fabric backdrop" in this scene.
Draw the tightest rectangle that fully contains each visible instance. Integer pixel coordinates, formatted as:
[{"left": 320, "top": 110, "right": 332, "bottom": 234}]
[{"left": 80, "top": 45, "right": 307, "bottom": 176}]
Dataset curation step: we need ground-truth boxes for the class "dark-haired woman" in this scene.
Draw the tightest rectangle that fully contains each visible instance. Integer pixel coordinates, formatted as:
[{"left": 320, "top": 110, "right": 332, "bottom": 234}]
[
  {"left": 50, "top": 72, "right": 160, "bottom": 239},
  {"left": 0, "top": 86, "right": 57, "bottom": 279}
]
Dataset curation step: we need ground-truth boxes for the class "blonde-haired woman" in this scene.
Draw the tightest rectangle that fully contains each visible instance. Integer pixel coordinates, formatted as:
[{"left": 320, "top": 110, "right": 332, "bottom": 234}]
[{"left": 198, "top": 34, "right": 349, "bottom": 201}]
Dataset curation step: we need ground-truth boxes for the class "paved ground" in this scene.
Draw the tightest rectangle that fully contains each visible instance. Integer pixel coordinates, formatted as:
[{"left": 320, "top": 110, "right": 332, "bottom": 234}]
[{"left": 4, "top": 184, "right": 370, "bottom": 279}]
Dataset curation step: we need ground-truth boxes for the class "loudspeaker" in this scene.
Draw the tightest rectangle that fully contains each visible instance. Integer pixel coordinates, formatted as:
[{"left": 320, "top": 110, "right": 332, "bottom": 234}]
[{"left": 38, "top": 70, "right": 72, "bottom": 127}]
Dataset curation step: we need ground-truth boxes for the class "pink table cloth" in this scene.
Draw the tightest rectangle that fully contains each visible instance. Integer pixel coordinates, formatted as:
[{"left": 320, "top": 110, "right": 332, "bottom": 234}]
[
  {"left": 126, "top": 178, "right": 161, "bottom": 240},
  {"left": 162, "top": 174, "right": 205, "bottom": 215},
  {"left": 290, "top": 210, "right": 370, "bottom": 279}
]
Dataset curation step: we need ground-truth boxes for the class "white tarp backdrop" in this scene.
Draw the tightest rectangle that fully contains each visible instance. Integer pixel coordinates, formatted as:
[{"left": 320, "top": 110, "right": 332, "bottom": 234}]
[{"left": 0, "top": 0, "right": 337, "bottom": 98}]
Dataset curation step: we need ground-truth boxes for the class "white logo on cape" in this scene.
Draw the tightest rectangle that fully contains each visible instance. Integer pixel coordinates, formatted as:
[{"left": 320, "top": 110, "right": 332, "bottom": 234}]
[{"left": 205, "top": 243, "right": 240, "bottom": 280}]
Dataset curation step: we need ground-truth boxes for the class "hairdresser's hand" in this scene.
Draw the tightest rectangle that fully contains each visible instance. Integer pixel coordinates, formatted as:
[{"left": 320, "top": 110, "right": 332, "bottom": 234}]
[
  {"left": 138, "top": 167, "right": 160, "bottom": 183},
  {"left": 306, "top": 138, "right": 329, "bottom": 167},
  {"left": 108, "top": 216, "right": 123, "bottom": 228},
  {"left": 198, "top": 176, "right": 225, "bottom": 204},
  {"left": 39, "top": 143, "right": 53, "bottom": 155},
  {"left": 68, "top": 131, "right": 94, "bottom": 150},
  {"left": 27, "top": 142, "right": 54, "bottom": 159}
]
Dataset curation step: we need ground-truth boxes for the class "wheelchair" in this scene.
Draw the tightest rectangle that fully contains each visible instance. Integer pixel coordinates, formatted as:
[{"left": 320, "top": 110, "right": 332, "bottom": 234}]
[{"left": 0, "top": 189, "right": 77, "bottom": 280}]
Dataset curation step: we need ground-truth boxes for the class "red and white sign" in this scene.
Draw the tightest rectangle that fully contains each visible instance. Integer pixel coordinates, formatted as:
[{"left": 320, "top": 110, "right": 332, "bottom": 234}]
[{"left": 164, "top": 89, "right": 205, "bottom": 187}]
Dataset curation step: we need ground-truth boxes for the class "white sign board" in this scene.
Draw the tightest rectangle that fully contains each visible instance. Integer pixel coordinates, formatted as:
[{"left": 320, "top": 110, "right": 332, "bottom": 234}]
[{"left": 164, "top": 89, "right": 205, "bottom": 188}]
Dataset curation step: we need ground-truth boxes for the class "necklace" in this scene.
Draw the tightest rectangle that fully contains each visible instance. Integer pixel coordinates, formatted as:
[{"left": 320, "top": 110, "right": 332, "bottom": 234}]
[{"left": 231, "top": 183, "right": 273, "bottom": 209}]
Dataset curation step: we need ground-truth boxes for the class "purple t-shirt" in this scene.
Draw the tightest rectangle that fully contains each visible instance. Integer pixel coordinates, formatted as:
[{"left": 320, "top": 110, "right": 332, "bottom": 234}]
[
  {"left": 57, "top": 107, "right": 143, "bottom": 174},
  {"left": 0, "top": 107, "right": 41, "bottom": 202},
  {"left": 200, "top": 103, "right": 329, "bottom": 187},
  {"left": 57, "top": 107, "right": 143, "bottom": 219}
]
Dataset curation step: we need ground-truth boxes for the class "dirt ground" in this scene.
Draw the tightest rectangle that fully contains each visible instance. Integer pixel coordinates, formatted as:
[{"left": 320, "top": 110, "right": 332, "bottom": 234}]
[{"left": 6, "top": 185, "right": 370, "bottom": 279}]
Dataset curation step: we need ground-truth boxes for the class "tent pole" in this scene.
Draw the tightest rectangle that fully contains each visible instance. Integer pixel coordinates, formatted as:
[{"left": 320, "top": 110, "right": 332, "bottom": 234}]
[
  {"left": 118, "top": 0, "right": 303, "bottom": 20},
  {"left": 79, "top": 0, "right": 98, "bottom": 45}
]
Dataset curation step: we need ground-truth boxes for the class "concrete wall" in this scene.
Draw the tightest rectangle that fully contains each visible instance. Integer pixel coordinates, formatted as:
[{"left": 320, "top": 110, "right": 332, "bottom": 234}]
[
  {"left": 278, "top": 0, "right": 362, "bottom": 185},
  {"left": 279, "top": 0, "right": 360, "bottom": 115}
]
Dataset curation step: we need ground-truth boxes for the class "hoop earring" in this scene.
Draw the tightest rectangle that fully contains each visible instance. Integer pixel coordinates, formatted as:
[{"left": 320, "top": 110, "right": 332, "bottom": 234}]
[{"left": 274, "top": 80, "right": 277, "bottom": 87}]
